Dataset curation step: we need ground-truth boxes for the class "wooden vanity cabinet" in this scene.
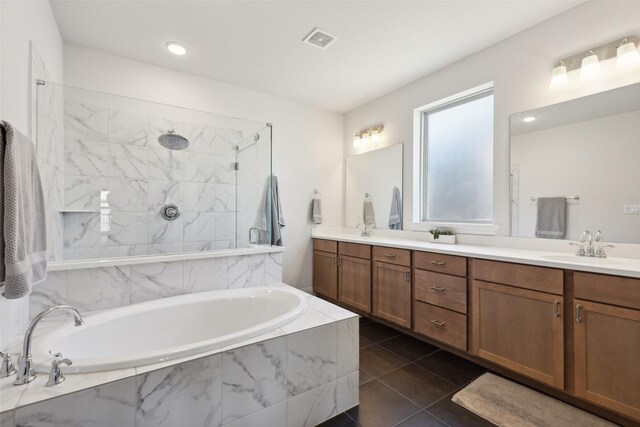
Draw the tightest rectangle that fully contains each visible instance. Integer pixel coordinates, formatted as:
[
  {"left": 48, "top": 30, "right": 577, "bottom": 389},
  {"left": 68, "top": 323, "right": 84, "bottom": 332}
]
[
  {"left": 471, "top": 261, "right": 565, "bottom": 389},
  {"left": 312, "top": 239, "right": 372, "bottom": 312},
  {"left": 338, "top": 242, "right": 372, "bottom": 312},
  {"left": 573, "top": 273, "right": 640, "bottom": 420},
  {"left": 372, "top": 246, "right": 412, "bottom": 328},
  {"left": 413, "top": 252, "right": 468, "bottom": 351},
  {"left": 312, "top": 239, "right": 338, "bottom": 299}
]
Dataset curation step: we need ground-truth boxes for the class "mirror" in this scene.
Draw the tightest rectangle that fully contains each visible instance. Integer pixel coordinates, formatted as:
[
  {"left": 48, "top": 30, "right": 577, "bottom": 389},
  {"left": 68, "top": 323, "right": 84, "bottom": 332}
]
[
  {"left": 510, "top": 83, "right": 640, "bottom": 243},
  {"left": 345, "top": 143, "right": 403, "bottom": 230}
]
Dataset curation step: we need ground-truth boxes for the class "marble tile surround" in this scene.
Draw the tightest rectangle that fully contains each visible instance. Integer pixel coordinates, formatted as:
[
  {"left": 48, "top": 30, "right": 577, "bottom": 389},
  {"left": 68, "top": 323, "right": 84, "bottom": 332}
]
[
  {"left": 29, "top": 252, "right": 283, "bottom": 318},
  {"left": 2, "top": 315, "right": 358, "bottom": 427},
  {"left": 61, "top": 94, "right": 268, "bottom": 260}
]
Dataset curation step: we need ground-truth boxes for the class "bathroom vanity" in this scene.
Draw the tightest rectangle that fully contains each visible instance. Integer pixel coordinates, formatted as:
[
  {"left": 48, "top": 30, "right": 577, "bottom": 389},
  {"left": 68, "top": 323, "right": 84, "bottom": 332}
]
[{"left": 312, "top": 231, "right": 640, "bottom": 425}]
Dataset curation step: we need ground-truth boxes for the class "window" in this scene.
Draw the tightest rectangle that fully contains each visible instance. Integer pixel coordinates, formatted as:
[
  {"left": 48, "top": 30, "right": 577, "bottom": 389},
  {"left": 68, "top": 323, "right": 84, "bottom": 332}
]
[{"left": 416, "top": 84, "right": 494, "bottom": 225}]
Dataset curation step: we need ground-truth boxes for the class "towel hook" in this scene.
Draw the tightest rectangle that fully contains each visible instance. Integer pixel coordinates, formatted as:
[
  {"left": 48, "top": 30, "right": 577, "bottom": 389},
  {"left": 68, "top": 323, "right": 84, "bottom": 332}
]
[
  {"left": 313, "top": 189, "right": 321, "bottom": 196},
  {"left": 365, "top": 192, "right": 371, "bottom": 199}
]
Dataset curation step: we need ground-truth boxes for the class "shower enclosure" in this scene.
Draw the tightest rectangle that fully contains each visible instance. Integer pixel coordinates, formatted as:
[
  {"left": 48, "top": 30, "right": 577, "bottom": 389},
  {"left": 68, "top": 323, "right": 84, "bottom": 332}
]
[{"left": 36, "top": 82, "right": 272, "bottom": 261}]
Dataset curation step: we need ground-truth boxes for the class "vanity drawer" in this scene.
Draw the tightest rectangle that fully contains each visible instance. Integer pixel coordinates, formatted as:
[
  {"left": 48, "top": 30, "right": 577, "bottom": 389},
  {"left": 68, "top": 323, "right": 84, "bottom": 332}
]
[
  {"left": 415, "top": 270, "right": 467, "bottom": 314},
  {"left": 373, "top": 246, "right": 411, "bottom": 267},
  {"left": 339, "top": 242, "right": 371, "bottom": 260},
  {"left": 313, "top": 239, "right": 337, "bottom": 253},
  {"left": 472, "top": 259, "right": 563, "bottom": 295},
  {"left": 413, "top": 251, "right": 467, "bottom": 277},
  {"left": 574, "top": 272, "right": 640, "bottom": 311},
  {"left": 414, "top": 301, "right": 467, "bottom": 351}
]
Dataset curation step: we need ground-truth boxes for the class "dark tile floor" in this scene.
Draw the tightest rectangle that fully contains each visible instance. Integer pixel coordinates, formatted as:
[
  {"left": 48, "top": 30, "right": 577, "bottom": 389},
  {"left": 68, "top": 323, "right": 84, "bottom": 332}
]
[{"left": 320, "top": 317, "right": 493, "bottom": 427}]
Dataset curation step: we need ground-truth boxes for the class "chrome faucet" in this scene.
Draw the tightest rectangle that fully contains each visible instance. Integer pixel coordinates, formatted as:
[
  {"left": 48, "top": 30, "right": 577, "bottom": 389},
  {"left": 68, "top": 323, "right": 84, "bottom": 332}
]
[
  {"left": 14, "top": 305, "right": 84, "bottom": 386},
  {"left": 581, "top": 230, "right": 595, "bottom": 257},
  {"left": 357, "top": 222, "right": 376, "bottom": 237}
]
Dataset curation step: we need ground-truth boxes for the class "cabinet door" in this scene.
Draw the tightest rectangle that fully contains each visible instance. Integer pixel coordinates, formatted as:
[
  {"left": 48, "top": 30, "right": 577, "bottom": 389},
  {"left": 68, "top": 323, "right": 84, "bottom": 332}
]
[
  {"left": 471, "top": 280, "right": 564, "bottom": 389},
  {"left": 313, "top": 250, "right": 338, "bottom": 299},
  {"left": 574, "top": 299, "right": 640, "bottom": 420},
  {"left": 339, "top": 255, "right": 371, "bottom": 312},
  {"left": 373, "top": 261, "right": 411, "bottom": 327}
]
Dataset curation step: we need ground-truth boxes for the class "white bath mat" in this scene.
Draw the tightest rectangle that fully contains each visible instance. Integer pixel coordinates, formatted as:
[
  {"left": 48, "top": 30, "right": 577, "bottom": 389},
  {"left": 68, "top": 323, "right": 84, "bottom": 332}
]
[{"left": 452, "top": 373, "right": 617, "bottom": 427}]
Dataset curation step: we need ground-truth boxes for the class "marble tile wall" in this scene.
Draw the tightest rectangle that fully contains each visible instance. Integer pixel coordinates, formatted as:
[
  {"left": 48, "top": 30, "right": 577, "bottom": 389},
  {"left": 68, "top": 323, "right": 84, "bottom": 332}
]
[
  {"left": 6, "top": 318, "right": 358, "bottom": 427},
  {"left": 61, "top": 94, "right": 256, "bottom": 260},
  {"left": 29, "top": 252, "right": 283, "bottom": 318}
]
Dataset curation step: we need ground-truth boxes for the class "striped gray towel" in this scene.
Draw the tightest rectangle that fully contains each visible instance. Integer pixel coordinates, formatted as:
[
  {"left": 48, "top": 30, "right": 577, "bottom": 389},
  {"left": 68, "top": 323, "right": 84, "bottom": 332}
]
[{"left": 1, "top": 121, "right": 47, "bottom": 299}]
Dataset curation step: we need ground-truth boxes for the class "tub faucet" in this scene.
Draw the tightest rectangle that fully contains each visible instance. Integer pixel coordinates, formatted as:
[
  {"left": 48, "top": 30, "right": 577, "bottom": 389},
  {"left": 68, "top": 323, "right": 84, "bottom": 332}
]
[{"left": 14, "top": 305, "right": 84, "bottom": 386}]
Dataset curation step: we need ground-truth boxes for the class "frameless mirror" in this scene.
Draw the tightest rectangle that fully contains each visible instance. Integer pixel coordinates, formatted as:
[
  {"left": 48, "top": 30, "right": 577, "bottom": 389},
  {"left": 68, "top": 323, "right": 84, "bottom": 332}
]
[
  {"left": 510, "top": 82, "right": 640, "bottom": 243},
  {"left": 345, "top": 143, "right": 403, "bottom": 230}
]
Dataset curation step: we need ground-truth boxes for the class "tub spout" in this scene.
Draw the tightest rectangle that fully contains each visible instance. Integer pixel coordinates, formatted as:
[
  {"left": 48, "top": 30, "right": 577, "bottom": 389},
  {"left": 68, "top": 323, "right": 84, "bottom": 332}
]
[{"left": 14, "top": 305, "right": 84, "bottom": 386}]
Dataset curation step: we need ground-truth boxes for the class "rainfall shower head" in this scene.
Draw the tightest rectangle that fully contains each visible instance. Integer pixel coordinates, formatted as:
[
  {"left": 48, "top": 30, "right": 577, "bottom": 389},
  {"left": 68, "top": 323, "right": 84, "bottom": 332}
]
[{"left": 158, "top": 129, "right": 189, "bottom": 150}]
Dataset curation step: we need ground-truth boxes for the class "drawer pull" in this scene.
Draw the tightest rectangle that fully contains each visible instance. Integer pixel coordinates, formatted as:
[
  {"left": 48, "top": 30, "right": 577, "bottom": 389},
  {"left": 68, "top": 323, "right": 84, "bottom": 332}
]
[
  {"left": 404, "top": 270, "right": 411, "bottom": 281},
  {"left": 553, "top": 300, "right": 561, "bottom": 318},
  {"left": 430, "top": 260, "right": 445, "bottom": 266},
  {"left": 430, "top": 319, "right": 445, "bottom": 328},
  {"left": 384, "top": 253, "right": 396, "bottom": 258},
  {"left": 575, "top": 304, "right": 582, "bottom": 323},
  {"left": 431, "top": 285, "right": 446, "bottom": 292}
]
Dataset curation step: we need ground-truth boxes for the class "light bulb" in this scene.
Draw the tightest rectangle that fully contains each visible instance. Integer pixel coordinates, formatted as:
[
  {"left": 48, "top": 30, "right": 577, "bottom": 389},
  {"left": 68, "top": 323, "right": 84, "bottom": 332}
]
[
  {"left": 580, "top": 52, "right": 601, "bottom": 81},
  {"left": 370, "top": 129, "right": 380, "bottom": 143},
  {"left": 522, "top": 116, "right": 537, "bottom": 123},
  {"left": 616, "top": 40, "right": 640, "bottom": 70},
  {"left": 549, "top": 63, "right": 568, "bottom": 89},
  {"left": 166, "top": 42, "right": 187, "bottom": 56},
  {"left": 361, "top": 133, "right": 370, "bottom": 145},
  {"left": 353, "top": 135, "right": 362, "bottom": 148}
]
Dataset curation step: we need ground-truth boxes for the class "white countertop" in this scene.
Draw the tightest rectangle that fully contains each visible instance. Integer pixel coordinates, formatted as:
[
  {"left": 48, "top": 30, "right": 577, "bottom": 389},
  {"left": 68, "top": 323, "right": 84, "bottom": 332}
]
[{"left": 312, "top": 229, "right": 640, "bottom": 278}]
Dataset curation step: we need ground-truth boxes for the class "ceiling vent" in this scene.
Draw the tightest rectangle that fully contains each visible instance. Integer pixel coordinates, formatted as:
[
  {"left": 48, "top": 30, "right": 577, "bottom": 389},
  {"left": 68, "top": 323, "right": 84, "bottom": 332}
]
[{"left": 303, "top": 28, "right": 337, "bottom": 50}]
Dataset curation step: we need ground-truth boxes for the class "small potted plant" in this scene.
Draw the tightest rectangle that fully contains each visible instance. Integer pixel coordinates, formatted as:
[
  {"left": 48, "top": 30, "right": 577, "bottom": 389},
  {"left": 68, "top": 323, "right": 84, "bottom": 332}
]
[{"left": 428, "top": 228, "right": 456, "bottom": 244}]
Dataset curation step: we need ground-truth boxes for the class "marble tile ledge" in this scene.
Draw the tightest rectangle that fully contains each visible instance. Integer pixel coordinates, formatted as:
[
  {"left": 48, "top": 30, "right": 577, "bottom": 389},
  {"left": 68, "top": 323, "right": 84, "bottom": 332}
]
[
  {"left": 312, "top": 227, "right": 640, "bottom": 278},
  {"left": 47, "top": 244, "right": 284, "bottom": 272},
  {"left": 0, "top": 283, "right": 357, "bottom": 413}
]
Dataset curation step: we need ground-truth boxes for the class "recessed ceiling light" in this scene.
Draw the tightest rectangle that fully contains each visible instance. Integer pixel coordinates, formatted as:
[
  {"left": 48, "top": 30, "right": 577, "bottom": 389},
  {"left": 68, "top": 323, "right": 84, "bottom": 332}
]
[
  {"left": 522, "top": 116, "right": 537, "bottom": 123},
  {"left": 165, "top": 42, "right": 187, "bottom": 56}
]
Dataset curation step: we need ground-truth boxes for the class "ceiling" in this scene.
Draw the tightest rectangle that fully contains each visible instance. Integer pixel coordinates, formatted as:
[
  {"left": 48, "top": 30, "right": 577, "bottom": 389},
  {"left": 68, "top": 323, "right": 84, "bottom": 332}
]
[{"left": 51, "top": 0, "right": 583, "bottom": 113}]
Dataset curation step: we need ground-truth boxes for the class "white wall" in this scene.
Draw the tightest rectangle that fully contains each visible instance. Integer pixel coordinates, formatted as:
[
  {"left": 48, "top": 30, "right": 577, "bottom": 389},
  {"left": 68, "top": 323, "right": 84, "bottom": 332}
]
[
  {"left": 0, "top": 0, "right": 64, "bottom": 348},
  {"left": 63, "top": 44, "right": 344, "bottom": 290},
  {"left": 343, "top": 1, "right": 640, "bottom": 238}
]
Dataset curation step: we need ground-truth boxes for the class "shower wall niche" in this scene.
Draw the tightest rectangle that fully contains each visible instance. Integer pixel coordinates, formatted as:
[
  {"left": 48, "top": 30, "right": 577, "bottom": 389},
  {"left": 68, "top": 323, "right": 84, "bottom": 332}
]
[{"left": 37, "top": 83, "right": 272, "bottom": 261}]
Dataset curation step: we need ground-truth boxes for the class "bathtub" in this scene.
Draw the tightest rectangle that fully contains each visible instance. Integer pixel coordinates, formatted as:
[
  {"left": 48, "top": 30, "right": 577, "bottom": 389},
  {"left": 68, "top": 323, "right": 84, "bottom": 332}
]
[{"left": 32, "top": 287, "right": 308, "bottom": 373}]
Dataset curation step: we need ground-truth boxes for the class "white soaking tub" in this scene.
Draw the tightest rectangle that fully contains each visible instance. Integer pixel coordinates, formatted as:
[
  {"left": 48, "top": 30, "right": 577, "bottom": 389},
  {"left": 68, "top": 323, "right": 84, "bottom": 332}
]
[{"left": 32, "top": 287, "right": 308, "bottom": 373}]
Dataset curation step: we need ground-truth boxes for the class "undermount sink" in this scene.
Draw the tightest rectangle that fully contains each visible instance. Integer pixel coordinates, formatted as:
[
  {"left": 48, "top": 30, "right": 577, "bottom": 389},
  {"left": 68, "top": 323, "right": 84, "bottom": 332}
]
[{"left": 541, "top": 254, "right": 626, "bottom": 266}]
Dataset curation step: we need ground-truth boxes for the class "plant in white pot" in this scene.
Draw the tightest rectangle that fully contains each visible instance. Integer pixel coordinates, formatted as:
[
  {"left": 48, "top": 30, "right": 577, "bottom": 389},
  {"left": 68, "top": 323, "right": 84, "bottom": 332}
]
[{"left": 428, "top": 228, "right": 456, "bottom": 244}]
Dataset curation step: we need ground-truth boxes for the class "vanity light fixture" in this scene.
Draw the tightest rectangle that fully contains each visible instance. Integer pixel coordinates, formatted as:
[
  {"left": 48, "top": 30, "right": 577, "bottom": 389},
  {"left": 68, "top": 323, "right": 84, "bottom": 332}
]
[
  {"left": 616, "top": 38, "right": 640, "bottom": 70},
  {"left": 580, "top": 51, "right": 601, "bottom": 81},
  {"left": 549, "top": 35, "right": 639, "bottom": 88},
  {"left": 549, "top": 62, "right": 568, "bottom": 89},
  {"left": 165, "top": 42, "right": 187, "bottom": 56},
  {"left": 353, "top": 124, "right": 384, "bottom": 147},
  {"left": 522, "top": 116, "right": 537, "bottom": 123}
]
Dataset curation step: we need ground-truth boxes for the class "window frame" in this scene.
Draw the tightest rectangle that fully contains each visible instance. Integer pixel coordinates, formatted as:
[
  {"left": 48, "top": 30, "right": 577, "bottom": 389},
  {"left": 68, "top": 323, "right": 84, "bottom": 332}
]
[{"left": 411, "top": 82, "right": 498, "bottom": 235}]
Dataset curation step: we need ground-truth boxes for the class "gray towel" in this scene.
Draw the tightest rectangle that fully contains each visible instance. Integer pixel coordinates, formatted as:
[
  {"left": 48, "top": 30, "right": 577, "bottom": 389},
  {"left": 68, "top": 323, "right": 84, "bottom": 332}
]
[
  {"left": 263, "top": 175, "right": 285, "bottom": 246},
  {"left": 363, "top": 198, "right": 375, "bottom": 226},
  {"left": 535, "top": 197, "right": 566, "bottom": 239},
  {"left": 388, "top": 187, "right": 402, "bottom": 230},
  {"left": 312, "top": 197, "right": 323, "bottom": 224},
  {"left": 1, "top": 121, "right": 47, "bottom": 299}
]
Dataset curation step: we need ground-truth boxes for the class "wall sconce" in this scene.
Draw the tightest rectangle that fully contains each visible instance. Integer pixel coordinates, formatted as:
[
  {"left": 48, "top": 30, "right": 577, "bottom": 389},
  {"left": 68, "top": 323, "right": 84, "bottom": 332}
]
[
  {"left": 549, "top": 35, "right": 639, "bottom": 89},
  {"left": 353, "top": 124, "right": 384, "bottom": 147}
]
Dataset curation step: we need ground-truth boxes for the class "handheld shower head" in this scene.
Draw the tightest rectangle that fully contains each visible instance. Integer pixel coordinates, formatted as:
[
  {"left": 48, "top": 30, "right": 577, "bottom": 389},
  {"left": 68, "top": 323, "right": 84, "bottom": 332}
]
[{"left": 158, "top": 129, "right": 189, "bottom": 150}]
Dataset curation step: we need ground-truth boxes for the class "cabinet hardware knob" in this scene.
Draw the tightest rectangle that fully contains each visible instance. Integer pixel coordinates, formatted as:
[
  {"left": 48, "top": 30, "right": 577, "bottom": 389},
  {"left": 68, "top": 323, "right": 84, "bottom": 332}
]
[
  {"left": 384, "top": 253, "right": 396, "bottom": 258},
  {"left": 575, "top": 304, "right": 582, "bottom": 322},
  {"left": 430, "top": 319, "right": 445, "bottom": 327},
  {"left": 553, "top": 300, "right": 561, "bottom": 317},
  {"left": 431, "top": 286, "right": 446, "bottom": 292},
  {"left": 430, "top": 260, "right": 445, "bottom": 266},
  {"left": 404, "top": 270, "right": 411, "bottom": 281}
]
